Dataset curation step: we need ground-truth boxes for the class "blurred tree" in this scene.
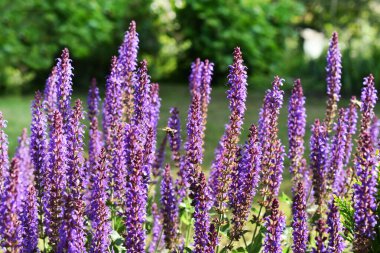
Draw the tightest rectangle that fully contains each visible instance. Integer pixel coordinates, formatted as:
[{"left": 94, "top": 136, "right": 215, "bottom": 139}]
[
  {"left": 295, "top": 0, "right": 380, "bottom": 95},
  {"left": 174, "top": 0, "right": 304, "bottom": 85},
  {"left": 0, "top": 0, "right": 166, "bottom": 93}
]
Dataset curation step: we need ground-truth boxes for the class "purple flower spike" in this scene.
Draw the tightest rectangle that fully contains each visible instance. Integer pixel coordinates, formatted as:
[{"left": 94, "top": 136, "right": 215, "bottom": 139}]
[
  {"left": 61, "top": 99, "right": 86, "bottom": 252},
  {"left": 57, "top": 48, "right": 73, "bottom": 126},
  {"left": 124, "top": 125, "right": 146, "bottom": 252},
  {"left": 325, "top": 32, "right": 342, "bottom": 130},
  {"left": 211, "top": 47, "right": 247, "bottom": 212},
  {"left": 310, "top": 119, "right": 329, "bottom": 207},
  {"left": 292, "top": 182, "right": 308, "bottom": 253},
  {"left": 184, "top": 91, "right": 203, "bottom": 196},
  {"left": 88, "top": 78, "right": 102, "bottom": 169},
  {"left": 103, "top": 56, "right": 123, "bottom": 143},
  {"left": 327, "top": 200, "right": 345, "bottom": 253},
  {"left": 30, "top": 91, "right": 47, "bottom": 201},
  {"left": 15, "top": 128, "right": 33, "bottom": 204},
  {"left": 266, "top": 140, "right": 285, "bottom": 203},
  {"left": 200, "top": 59, "right": 214, "bottom": 123},
  {"left": 149, "top": 203, "right": 164, "bottom": 252},
  {"left": 193, "top": 172, "right": 212, "bottom": 253},
  {"left": 229, "top": 125, "right": 262, "bottom": 240},
  {"left": 44, "top": 66, "right": 59, "bottom": 117},
  {"left": 160, "top": 164, "right": 179, "bottom": 250},
  {"left": 353, "top": 74, "right": 378, "bottom": 252},
  {"left": 343, "top": 97, "right": 358, "bottom": 167},
  {"left": 21, "top": 184, "right": 39, "bottom": 252},
  {"left": 0, "top": 112, "right": 9, "bottom": 190},
  {"left": 329, "top": 109, "right": 348, "bottom": 193},
  {"left": 43, "top": 110, "right": 68, "bottom": 249},
  {"left": 133, "top": 60, "right": 151, "bottom": 129},
  {"left": 313, "top": 217, "right": 327, "bottom": 253},
  {"left": 259, "top": 76, "right": 284, "bottom": 143},
  {"left": 168, "top": 107, "right": 182, "bottom": 167},
  {"left": 370, "top": 116, "right": 380, "bottom": 150},
  {"left": 89, "top": 148, "right": 111, "bottom": 253},
  {"left": 118, "top": 21, "right": 139, "bottom": 122},
  {"left": 149, "top": 83, "right": 161, "bottom": 157},
  {"left": 189, "top": 58, "right": 204, "bottom": 96},
  {"left": 0, "top": 158, "right": 21, "bottom": 251},
  {"left": 263, "top": 199, "right": 285, "bottom": 253},
  {"left": 112, "top": 122, "right": 127, "bottom": 204},
  {"left": 288, "top": 79, "right": 307, "bottom": 183},
  {"left": 258, "top": 76, "right": 284, "bottom": 206},
  {"left": 118, "top": 20, "right": 139, "bottom": 75}
]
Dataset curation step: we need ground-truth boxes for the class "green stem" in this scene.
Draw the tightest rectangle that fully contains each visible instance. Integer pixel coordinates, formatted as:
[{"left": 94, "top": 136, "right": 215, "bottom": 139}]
[
  {"left": 250, "top": 201, "right": 265, "bottom": 245},
  {"left": 242, "top": 235, "right": 249, "bottom": 249},
  {"left": 185, "top": 217, "right": 193, "bottom": 247},
  {"left": 215, "top": 213, "right": 223, "bottom": 253}
]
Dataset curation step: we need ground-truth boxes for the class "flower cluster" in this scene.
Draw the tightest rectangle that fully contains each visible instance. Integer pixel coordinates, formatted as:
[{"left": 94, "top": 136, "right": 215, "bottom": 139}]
[{"left": 0, "top": 25, "right": 379, "bottom": 253}]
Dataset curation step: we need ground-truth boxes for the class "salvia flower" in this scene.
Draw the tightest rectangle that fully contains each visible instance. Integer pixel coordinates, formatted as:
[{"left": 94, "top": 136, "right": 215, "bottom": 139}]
[
  {"left": 160, "top": 164, "right": 179, "bottom": 250},
  {"left": 263, "top": 199, "right": 286, "bottom": 253},
  {"left": 15, "top": 128, "right": 33, "bottom": 205},
  {"left": 0, "top": 112, "right": 9, "bottom": 190},
  {"left": 258, "top": 76, "right": 284, "bottom": 142},
  {"left": 142, "top": 97, "right": 157, "bottom": 186},
  {"left": 0, "top": 158, "right": 21, "bottom": 251},
  {"left": 328, "top": 109, "right": 348, "bottom": 193},
  {"left": 265, "top": 140, "right": 285, "bottom": 204},
  {"left": 343, "top": 96, "right": 358, "bottom": 167},
  {"left": 20, "top": 184, "right": 39, "bottom": 252},
  {"left": 149, "top": 203, "right": 164, "bottom": 253},
  {"left": 327, "top": 200, "right": 345, "bottom": 253},
  {"left": 310, "top": 119, "right": 329, "bottom": 207},
  {"left": 118, "top": 20, "right": 139, "bottom": 75},
  {"left": 292, "top": 182, "right": 308, "bottom": 253},
  {"left": 117, "top": 20, "right": 139, "bottom": 122},
  {"left": 103, "top": 56, "right": 123, "bottom": 143},
  {"left": 258, "top": 76, "right": 284, "bottom": 206},
  {"left": 168, "top": 107, "right": 182, "bottom": 166},
  {"left": 370, "top": 116, "right": 380, "bottom": 150},
  {"left": 200, "top": 59, "right": 214, "bottom": 123},
  {"left": 229, "top": 124, "right": 262, "bottom": 240},
  {"left": 189, "top": 58, "right": 204, "bottom": 96},
  {"left": 183, "top": 91, "right": 203, "bottom": 195},
  {"left": 124, "top": 125, "right": 146, "bottom": 252},
  {"left": 43, "top": 110, "right": 68, "bottom": 249},
  {"left": 148, "top": 83, "right": 161, "bottom": 167},
  {"left": 57, "top": 48, "right": 73, "bottom": 127},
  {"left": 288, "top": 79, "right": 307, "bottom": 183},
  {"left": 353, "top": 74, "right": 378, "bottom": 252},
  {"left": 211, "top": 47, "right": 247, "bottom": 212},
  {"left": 111, "top": 122, "right": 127, "bottom": 204},
  {"left": 89, "top": 148, "right": 111, "bottom": 253},
  {"left": 43, "top": 66, "right": 58, "bottom": 117},
  {"left": 325, "top": 32, "right": 342, "bottom": 130},
  {"left": 193, "top": 172, "right": 211, "bottom": 253},
  {"left": 313, "top": 217, "right": 327, "bottom": 253},
  {"left": 61, "top": 99, "right": 86, "bottom": 252},
  {"left": 30, "top": 91, "right": 47, "bottom": 201},
  {"left": 132, "top": 60, "right": 151, "bottom": 133}
]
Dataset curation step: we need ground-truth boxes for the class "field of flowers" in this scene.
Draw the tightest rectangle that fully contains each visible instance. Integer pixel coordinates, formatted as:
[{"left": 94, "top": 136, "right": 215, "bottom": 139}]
[{"left": 0, "top": 21, "right": 379, "bottom": 253}]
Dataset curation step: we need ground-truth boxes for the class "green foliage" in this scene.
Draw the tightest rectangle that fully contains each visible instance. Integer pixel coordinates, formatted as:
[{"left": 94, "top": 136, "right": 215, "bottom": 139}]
[
  {"left": 335, "top": 196, "right": 355, "bottom": 242},
  {"left": 110, "top": 230, "right": 127, "bottom": 253},
  {"left": 174, "top": 0, "right": 304, "bottom": 85},
  {"left": 0, "top": 0, "right": 163, "bottom": 92}
]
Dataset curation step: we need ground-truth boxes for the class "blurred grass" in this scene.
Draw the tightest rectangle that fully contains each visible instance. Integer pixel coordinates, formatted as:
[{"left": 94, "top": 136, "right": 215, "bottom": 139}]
[{"left": 0, "top": 82, "right": 373, "bottom": 196}]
